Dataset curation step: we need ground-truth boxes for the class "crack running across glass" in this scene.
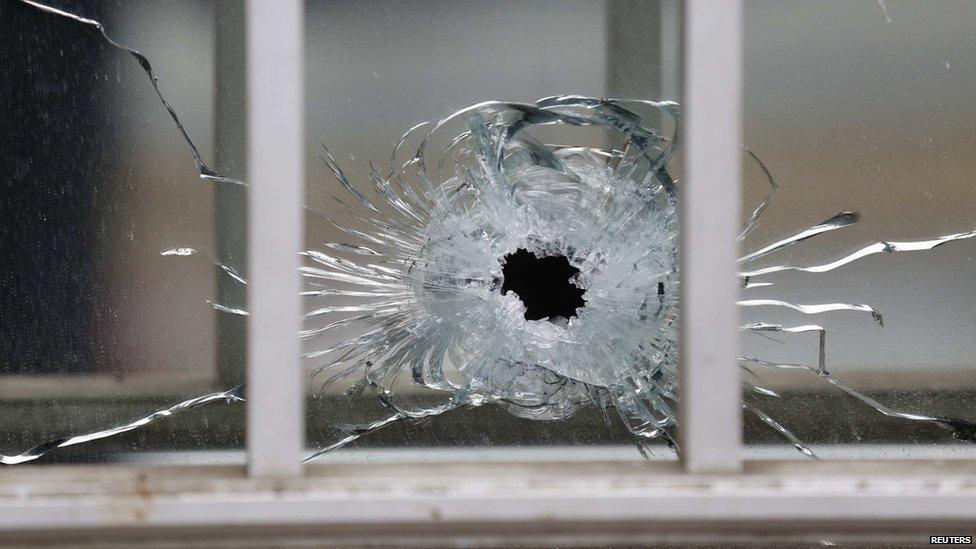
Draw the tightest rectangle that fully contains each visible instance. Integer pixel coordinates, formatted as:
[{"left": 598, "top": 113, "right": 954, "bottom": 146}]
[{"left": 4, "top": 0, "right": 976, "bottom": 465}]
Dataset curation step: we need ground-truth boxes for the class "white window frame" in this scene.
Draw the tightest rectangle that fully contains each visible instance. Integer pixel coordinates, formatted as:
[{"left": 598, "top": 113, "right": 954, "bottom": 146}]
[{"left": 2, "top": 0, "right": 975, "bottom": 544}]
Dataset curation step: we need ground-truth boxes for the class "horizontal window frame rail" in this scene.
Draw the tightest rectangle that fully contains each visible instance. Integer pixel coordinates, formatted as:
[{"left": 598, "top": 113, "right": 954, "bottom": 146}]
[{"left": 1, "top": 461, "right": 975, "bottom": 544}]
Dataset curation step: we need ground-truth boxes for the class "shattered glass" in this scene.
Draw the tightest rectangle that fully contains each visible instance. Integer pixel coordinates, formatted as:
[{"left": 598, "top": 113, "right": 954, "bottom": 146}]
[
  {"left": 298, "top": 96, "right": 682, "bottom": 461},
  {"left": 300, "top": 0, "right": 976, "bottom": 460},
  {"left": 300, "top": 0, "right": 674, "bottom": 458},
  {"left": 3, "top": 0, "right": 976, "bottom": 464}
]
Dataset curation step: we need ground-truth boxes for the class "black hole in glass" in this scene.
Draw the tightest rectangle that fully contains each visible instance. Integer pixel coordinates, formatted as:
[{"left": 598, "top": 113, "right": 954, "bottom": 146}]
[{"left": 500, "top": 248, "right": 586, "bottom": 321}]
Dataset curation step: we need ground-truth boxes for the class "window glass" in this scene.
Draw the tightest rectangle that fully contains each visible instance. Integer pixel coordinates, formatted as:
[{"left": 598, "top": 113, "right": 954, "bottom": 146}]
[
  {"left": 0, "top": 0, "right": 245, "bottom": 465},
  {"left": 302, "top": 0, "right": 677, "bottom": 462},
  {"left": 740, "top": 0, "right": 976, "bottom": 458},
  {"left": 3, "top": 0, "right": 687, "bottom": 465}
]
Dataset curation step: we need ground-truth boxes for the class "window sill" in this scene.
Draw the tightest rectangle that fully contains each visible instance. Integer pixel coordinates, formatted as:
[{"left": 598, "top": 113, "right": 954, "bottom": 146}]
[{"left": 1, "top": 460, "right": 975, "bottom": 545}]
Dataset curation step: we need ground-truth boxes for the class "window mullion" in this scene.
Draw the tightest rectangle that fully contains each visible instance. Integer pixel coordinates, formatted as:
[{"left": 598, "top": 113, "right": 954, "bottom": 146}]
[
  {"left": 679, "top": 0, "right": 744, "bottom": 473},
  {"left": 245, "top": 0, "right": 306, "bottom": 478}
]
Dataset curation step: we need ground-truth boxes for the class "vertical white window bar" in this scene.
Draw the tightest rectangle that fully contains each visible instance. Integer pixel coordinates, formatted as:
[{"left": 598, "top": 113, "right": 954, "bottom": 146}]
[
  {"left": 679, "top": 0, "right": 743, "bottom": 473},
  {"left": 245, "top": 0, "right": 305, "bottom": 478}
]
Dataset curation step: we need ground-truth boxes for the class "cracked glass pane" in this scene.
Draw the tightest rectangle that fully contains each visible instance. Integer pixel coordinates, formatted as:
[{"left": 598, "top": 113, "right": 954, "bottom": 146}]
[
  {"left": 739, "top": 0, "right": 976, "bottom": 459},
  {"left": 4, "top": 0, "right": 675, "bottom": 464},
  {"left": 1, "top": 0, "right": 245, "bottom": 464},
  {"left": 7, "top": 0, "right": 971, "bottom": 466},
  {"left": 300, "top": 0, "right": 677, "bottom": 462}
]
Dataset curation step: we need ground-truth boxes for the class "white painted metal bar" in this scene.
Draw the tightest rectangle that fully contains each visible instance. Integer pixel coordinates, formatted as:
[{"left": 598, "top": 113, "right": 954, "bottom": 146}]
[
  {"left": 679, "top": 0, "right": 743, "bottom": 473},
  {"left": 3, "top": 462, "right": 976, "bottom": 543},
  {"left": 245, "top": 0, "right": 305, "bottom": 478}
]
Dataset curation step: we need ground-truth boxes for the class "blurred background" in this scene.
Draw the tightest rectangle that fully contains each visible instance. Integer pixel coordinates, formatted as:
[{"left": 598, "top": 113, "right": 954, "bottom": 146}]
[{"left": 0, "top": 0, "right": 974, "bottom": 464}]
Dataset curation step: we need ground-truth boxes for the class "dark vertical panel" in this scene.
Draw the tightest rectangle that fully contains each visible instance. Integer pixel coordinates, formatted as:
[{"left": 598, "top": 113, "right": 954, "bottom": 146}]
[
  {"left": 0, "top": 1, "right": 114, "bottom": 374},
  {"left": 214, "top": 0, "right": 248, "bottom": 385}
]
